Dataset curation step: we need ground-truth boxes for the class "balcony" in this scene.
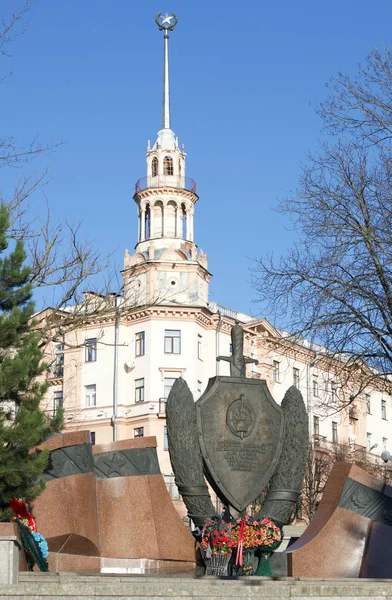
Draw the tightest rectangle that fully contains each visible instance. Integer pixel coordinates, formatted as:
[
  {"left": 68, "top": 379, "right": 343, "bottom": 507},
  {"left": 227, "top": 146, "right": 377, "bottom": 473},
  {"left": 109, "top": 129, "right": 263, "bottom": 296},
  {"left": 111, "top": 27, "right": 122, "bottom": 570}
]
[
  {"left": 135, "top": 176, "right": 197, "bottom": 195},
  {"left": 48, "top": 365, "right": 64, "bottom": 379},
  {"left": 349, "top": 406, "right": 359, "bottom": 421}
]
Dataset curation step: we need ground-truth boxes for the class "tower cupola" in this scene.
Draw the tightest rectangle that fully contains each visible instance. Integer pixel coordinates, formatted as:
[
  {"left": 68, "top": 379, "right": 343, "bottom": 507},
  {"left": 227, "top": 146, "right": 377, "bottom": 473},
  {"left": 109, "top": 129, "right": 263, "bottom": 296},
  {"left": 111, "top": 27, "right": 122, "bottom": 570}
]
[{"left": 122, "top": 13, "right": 211, "bottom": 308}]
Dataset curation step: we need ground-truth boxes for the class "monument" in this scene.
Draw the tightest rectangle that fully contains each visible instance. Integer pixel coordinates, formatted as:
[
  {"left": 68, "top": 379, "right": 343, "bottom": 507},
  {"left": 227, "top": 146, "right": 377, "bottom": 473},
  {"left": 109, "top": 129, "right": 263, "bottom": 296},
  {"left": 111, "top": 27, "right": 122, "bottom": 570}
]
[{"left": 166, "top": 320, "right": 309, "bottom": 574}]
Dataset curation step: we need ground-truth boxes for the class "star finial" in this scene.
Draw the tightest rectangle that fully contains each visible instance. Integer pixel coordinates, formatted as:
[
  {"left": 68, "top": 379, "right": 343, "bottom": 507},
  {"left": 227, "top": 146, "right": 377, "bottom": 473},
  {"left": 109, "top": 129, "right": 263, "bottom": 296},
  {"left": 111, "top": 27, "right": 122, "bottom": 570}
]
[{"left": 155, "top": 12, "right": 178, "bottom": 31}]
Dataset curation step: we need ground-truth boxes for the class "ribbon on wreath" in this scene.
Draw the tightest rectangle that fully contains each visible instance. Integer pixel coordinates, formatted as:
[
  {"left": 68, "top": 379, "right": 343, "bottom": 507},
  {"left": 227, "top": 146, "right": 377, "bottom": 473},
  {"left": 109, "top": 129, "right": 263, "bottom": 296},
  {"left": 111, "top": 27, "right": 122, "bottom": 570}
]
[{"left": 235, "top": 518, "right": 246, "bottom": 567}]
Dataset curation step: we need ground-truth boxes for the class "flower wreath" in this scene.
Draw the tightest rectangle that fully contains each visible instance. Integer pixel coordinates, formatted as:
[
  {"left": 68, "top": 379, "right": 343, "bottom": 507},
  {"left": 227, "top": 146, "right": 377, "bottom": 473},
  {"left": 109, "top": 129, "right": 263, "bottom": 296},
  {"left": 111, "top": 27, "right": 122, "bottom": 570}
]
[{"left": 10, "top": 499, "right": 49, "bottom": 572}]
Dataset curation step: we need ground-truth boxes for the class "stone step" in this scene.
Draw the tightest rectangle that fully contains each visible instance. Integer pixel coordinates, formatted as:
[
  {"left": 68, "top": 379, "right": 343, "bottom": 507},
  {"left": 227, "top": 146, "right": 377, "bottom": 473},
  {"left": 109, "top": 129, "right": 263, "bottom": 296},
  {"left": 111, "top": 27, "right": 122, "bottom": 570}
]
[{"left": 4, "top": 574, "right": 392, "bottom": 599}]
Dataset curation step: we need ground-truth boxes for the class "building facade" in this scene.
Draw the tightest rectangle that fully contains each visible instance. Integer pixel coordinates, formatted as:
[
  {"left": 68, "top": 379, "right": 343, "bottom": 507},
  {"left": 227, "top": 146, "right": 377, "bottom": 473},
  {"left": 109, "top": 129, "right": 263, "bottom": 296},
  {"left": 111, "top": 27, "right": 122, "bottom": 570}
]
[{"left": 42, "top": 15, "right": 392, "bottom": 516}]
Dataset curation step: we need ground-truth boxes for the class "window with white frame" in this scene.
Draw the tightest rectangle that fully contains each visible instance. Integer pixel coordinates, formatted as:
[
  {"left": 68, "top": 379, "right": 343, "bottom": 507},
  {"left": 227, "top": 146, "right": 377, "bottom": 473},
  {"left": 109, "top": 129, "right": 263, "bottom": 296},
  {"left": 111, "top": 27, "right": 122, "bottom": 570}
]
[
  {"left": 273, "top": 361, "right": 280, "bottom": 383},
  {"left": 54, "top": 343, "right": 64, "bottom": 377},
  {"left": 313, "top": 415, "right": 320, "bottom": 436},
  {"left": 85, "top": 338, "right": 97, "bottom": 362},
  {"left": 164, "top": 377, "right": 177, "bottom": 399},
  {"left": 382, "top": 399, "right": 388, "bottom": 420},
  {"left": 366, "top": 393, "right": 371, "bottom": 414},
  {"left": 135, "top": 331, "right": 145, "bottom": 357},
  {"left": 164, "top": 330, "right": 181, "bottom": 354},
  {"left": 331, "top": 380, "right": 338, "bottom": 400},
  {"left": 383, "top": 437, "right": 388, "bottom": 451},
  {"left": 312, "top": 374, "right": 319, "bottom": 397},
  {"left": 198, "top": 334, "right": 203, "bottom": 360},
  {"left": 367, "top": 432, "right": 372, "bottom": 451},
  {"left": 85, "top": 384, "right": 96, "bottom": 407},
  {"left": 332, "top": 421, "right": 338, "bottom": 444},
  {"left": 293, "top": 367, "right": 300, "bottom": 388},
  {"left": 53, "top": 390, "right": 63, "bottom": 415},
  {"left": 134, "top": 427, "right": 144, "bottom": 438},
  {"left": 164, "top": 475, "right": 180, "bottom": 499},
  {"left": 135, "top": 378, "right": 145, "bottom": 403}
]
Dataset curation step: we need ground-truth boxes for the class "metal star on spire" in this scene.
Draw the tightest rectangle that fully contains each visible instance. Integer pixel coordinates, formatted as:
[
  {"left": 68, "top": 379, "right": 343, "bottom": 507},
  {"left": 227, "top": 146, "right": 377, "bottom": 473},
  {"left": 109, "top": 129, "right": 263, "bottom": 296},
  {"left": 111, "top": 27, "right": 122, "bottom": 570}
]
[{"left": 155, "top": 12, "right": 178, "bottom": 31}]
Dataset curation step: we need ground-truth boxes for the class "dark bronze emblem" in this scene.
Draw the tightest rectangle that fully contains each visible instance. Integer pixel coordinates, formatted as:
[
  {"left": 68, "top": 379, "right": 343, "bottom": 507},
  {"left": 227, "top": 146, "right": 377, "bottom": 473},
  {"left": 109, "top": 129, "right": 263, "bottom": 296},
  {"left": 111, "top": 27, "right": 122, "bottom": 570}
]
[
  {"left": 196, "top": 376, "right": 285, "bottom": 512},
  {"left": 226, "top": 394, "right": 255, "bottom": 439}
]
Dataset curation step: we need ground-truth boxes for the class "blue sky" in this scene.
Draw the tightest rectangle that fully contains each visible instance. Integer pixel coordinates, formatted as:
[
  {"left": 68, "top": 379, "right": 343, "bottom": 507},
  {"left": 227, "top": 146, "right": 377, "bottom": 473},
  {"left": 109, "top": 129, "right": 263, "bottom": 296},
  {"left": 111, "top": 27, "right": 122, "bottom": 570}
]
[{"left": 2, "top": 0, "right": 392, "bottom": 320}]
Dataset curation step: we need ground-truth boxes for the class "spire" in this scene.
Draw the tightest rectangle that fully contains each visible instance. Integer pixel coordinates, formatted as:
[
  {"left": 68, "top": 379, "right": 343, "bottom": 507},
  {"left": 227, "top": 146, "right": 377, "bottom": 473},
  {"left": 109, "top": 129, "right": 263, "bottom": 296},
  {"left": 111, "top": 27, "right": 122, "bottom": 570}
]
[{"left": 155, "top": 12, "right": 178, "bottom": 130}]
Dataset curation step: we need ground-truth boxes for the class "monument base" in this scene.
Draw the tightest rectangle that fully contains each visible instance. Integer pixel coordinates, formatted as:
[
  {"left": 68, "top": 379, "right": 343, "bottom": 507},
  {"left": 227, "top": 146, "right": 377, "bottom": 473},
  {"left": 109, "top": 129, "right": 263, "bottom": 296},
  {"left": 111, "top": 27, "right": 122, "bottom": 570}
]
[{"left": 46, "top": 552, "right": 194, "bottom": 574}]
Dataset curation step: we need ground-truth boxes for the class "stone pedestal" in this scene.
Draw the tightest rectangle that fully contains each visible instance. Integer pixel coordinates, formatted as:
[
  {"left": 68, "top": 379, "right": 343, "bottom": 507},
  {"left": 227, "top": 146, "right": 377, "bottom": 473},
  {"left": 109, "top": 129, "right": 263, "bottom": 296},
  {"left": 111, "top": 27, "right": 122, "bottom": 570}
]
[{"left": 0, "top": 523, "right": 23, "bottom": 584}]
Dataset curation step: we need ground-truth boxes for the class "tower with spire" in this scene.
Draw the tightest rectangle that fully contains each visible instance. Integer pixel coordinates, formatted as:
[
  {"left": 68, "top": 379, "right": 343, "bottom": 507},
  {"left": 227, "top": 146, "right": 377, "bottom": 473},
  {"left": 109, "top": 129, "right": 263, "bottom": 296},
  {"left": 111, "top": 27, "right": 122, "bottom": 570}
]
[{"left": 122, "top": 13, "right": 211, "bottom": 308}]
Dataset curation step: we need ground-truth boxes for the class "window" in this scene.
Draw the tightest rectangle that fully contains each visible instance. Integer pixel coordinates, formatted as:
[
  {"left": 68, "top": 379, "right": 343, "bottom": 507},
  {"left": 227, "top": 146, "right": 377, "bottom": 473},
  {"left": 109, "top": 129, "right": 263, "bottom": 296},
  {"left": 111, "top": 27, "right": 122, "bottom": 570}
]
[
  {"left": 54, "top": 343, "right": 64, "bottom": 377},
  {"left": 164, "top": 329, "right": 181, "bottom": 354},
  {"left": 312, "top": 374, "right": 319, "bottom": 397},
  {"left": 366, "top": 393, "right": 371, "bottom": 414},
  {"left": 164, "top": 377, "right": 176, "bottom": 399},
  {"left": 313, "top": 415, "right": 320, "bottom": 436},
  {"left": 293, "top": 368, "right": 300, "bottom": 388},
  {"left": 164, "top": 426, "right": 169, "bottom": 451},
  {"left": 197, "top": 380, "right": 202, "bottom": 396},
  {"left": 151, "top": 156, "right": 158, "bottom": 178},
  {"left": 331, "top": 381, "right": 338, "bottom": 400},
  {"left": 85, "top": 338, "right": 97, "bottom": 362},
  {"left": 135, "top": 378, "right": 145, "bottom": 403},
  {"left": 367, "top": 432, "right": 372, "bottom": 451},
  {"left": 53, "top": 390, "right": 63, "bottom": 415},
  {"left": 332, "top": 421, "right": 338, "bottom": 444},
  {"left": 383, "top": 437, "right": 388, "bottom": 451},
  {"left": 198, "top": 334, "right": 203, "bottom": 360},
  {"left": 163, "top": 155, "right": 174, "bottom": 175},
  {"left": 85, "top": 384, "right": 96, "bottom": 407},
  {"left": 382, "top": 399, "right": 388, "bottom": 420},
  {"left": 273, "top": 361, "right": 280, "bottom": 383},
  {"left": 135, "top": 332, "right": 145, "bottom": 357},
  {"left": 164, "top": 475, "right": 179, "bottom": 499},
  {"left": 134, "top": 427, "right": 144, "bottom": 438},
  {"left": 90, "top": 431, "right": 96, "bottom": 445}
]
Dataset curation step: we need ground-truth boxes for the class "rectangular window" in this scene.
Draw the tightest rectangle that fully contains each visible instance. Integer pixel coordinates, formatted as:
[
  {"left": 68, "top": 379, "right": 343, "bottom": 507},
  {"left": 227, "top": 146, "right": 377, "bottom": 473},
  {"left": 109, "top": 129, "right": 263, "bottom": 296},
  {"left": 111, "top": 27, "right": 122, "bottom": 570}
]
[
  {"left": 134, "top": 427, "right": 144, "bottom": 438},
  {"left": 313, "top": 415, "right": 320, "bottom": 436},
  {"left": 382, "top": 399, "right": 387, "bottom": 420},
  {"left": 366, "top": 393, "right": 371, "bottom": 414},
  {"left": 164, "top": 329, "right": 181, "bottom": 354},
  {"left": 312, "top": 374, "right": 319, "bottom": 397},
  {"left": 90, "top": 431, "right": 96, "bottom": 445},
  {"left": 293, "top": 367, "right": 300, "bottom": 389},
  {"left": 85, "top": 384, "right": 96, "bottom": 407},
  {"left": 331, "top": 380, "right": 338, "bottom": 400},
  {"left": 383, "top": 437, "right": 388, "bottom": 451},
  {"left": 198, "top": 334, "right": 203, "bottom": 360},
  {"left": 135, "top": 378, "right": 145, "bottom": 403},
  {"left": 273, "top": 360, "right": 280, "bottom": 383},
  {"left": 54, "top": 343, "right": 64, "bottom": 377},
  {"left": 332, "top": 421, "right": 338, "bottom": 444},
  {"left": 164, "top": 426, "right": 169, "bottom": 451},
  {"left": 164, "top": 475, "right": 180, "bottom": 500},
  {"left": 367, "top": 432, "right": 372, "bottom": 451},
  {"left": 135, "top": 331, "right": 145, "bottom": 357},
  {"left": 53, "top": 390, "right": 63, "bottom": 415},
  {"left": 85, "top": 338, "right": 97, "bottom": 362},
  {"left": 164, "top": 377, "right": 176, "bottom": 399}
]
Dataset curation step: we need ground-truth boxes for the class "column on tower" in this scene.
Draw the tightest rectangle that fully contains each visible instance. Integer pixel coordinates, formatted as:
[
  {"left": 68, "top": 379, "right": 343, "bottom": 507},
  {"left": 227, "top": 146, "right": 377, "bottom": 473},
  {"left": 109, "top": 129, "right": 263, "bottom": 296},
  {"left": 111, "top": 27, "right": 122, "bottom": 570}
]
[{"left": 140, "top": 205, "right": 146, "bottom": 241}]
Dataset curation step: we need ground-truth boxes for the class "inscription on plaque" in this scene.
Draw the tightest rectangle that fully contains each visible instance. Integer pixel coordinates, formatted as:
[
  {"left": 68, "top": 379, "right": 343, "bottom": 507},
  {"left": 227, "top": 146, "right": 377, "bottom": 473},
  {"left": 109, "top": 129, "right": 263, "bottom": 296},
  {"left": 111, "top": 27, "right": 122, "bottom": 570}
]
[{"left": 216, "top": 441, "right": 274, "bottom": 472}]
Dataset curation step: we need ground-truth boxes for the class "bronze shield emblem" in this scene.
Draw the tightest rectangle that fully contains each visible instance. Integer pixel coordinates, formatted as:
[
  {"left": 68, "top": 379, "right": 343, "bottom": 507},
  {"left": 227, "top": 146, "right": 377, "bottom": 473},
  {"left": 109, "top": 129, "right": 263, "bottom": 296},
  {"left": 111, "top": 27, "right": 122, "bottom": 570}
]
[{"left": 196, "top": 376, "right": 285, "bottom": 512}]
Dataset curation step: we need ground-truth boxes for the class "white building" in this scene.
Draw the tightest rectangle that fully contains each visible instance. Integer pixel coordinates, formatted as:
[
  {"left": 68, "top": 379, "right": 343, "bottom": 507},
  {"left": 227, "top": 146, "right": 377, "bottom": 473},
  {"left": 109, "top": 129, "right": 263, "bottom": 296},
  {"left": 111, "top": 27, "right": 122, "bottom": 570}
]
[{"left": 42, "top": 14, "right": 392, "bottom": 516}]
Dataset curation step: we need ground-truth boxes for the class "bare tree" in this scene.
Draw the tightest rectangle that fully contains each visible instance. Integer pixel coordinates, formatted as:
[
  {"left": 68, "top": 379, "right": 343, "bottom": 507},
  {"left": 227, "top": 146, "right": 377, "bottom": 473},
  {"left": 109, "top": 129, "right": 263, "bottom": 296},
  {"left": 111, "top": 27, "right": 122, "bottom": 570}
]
[
  {"left": 298, "top": 440, "right": 392, "bottom": 524},
  {"left": 254, "top": 46, "right": 392, "bottom": 399}
]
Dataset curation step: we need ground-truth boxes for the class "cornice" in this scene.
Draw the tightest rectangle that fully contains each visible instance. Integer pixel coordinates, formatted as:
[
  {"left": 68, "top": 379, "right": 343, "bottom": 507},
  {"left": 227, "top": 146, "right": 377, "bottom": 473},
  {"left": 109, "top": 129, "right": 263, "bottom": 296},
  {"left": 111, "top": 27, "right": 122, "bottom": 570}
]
[{"left": 134, "top": 187, "right": 198, "bottom": 205}]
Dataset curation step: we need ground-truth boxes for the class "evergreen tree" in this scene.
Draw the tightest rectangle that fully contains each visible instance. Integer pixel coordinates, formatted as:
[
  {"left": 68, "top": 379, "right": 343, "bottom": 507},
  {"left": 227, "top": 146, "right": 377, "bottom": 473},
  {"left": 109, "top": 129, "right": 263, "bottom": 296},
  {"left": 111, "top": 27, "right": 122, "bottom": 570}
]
[{"left": 0, "top": 204, "right": 63, "bottom": 521}]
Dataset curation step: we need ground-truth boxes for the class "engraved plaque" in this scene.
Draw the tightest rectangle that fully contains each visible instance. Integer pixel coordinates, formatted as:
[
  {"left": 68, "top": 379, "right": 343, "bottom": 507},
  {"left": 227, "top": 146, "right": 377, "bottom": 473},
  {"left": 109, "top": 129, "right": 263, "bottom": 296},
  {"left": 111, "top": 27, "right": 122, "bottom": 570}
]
[{"left": 196, "top": 377, "right": 284, "bottom": 512}]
